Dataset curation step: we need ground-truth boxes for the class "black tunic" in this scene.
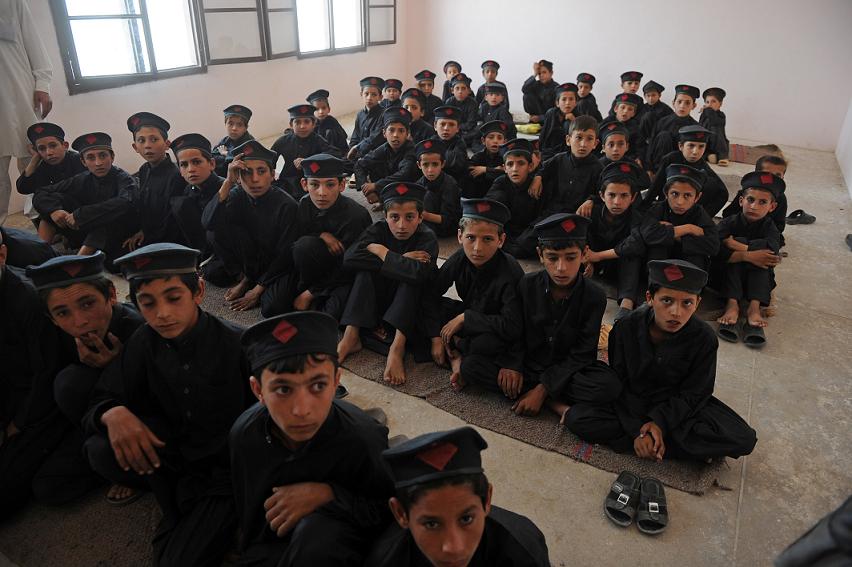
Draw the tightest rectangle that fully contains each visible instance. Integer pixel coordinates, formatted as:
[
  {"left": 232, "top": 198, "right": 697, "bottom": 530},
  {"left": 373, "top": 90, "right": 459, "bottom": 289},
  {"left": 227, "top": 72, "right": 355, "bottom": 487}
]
[
  {"left": 171, "top": 173, "right": 225, "bottom": 251},
  {"left": 271, "top": 132, "right": 340, "bottom": 199},
  {"left": 350, "top": 105, "right": 384, "bottom": 155},
  {"left": 444, "top": 95, "right": 479, "bottom": 143},
  {"left": 539, "top": 151, "right": 603, "bottom": 215},
  {"left": 722, "top": 188, "right": 788, "bottom": 246},
  {"left": 588, "top": 200, "right": 645, "bottom": 258},
  {"left": 343, "top": 221, "right": 439, "bottom": 285},
  {"left": 213, "top": 132, "right": 255, "bottom": 178},
  {"left": 467, "top": 149, "right": 504, "bottom": 199},
  {"left": 476, "top": 102, "right": 517, "bottom": 143},
  {"left": 599, "top": 115, "right": 645, "bottom": 163},
  {"left": 131, "top": 156, "right": 184, "bottom": 244},
  {"left": 485, "top": 174, "right": 548, "bottom": 237},
  {"left": 538, "top": 107, "right": 570, "bottom": 161},
  {"left": 316, "top": 115, "right": 349, "bottom": 155},
  {"left": 699, "top": 107, "right": 728, "bottom": 159},
  {"left": 640, "top": 201, "right": 720, "bottom": 264},
  {"left": 2, "top": 227, "right": 57, "bottom": 268},
  {"left": 475, "top": 80, "right": 510, "bottom": 107},
  {"left": 640, "top": 151, "right": 729, "bottom": 217},
  {"left": 423, "top": 93, "right": 444, "bottom": 125},
  {"left": 354, "top": 140, "right": 418, "bottom": 190},
  {"left": 715, "top": 213, "right": 779, "bottom": 303},
  {"left": 639, "top": 101, "right": 674, "bottom": 147},
  {"left": 379, "top": 98, "right": 402, "bottom": 110},
  {"left": 15, "top": 150, "right": 86, "bottom": 195},
  {"left": 521, "top": 76, "right": 557, "bottom": 122},
  {"left": 575, "top": 92, "right": 602, "bottom": 122},
  {"left": 646, "top": 114, "right": 698, "bottom": 172},
  {"left": 442, "top": 135, "right": 471, "bottom": 185},
  {"left": 419, "top": 172, "right": 461, "bottom": 237}
]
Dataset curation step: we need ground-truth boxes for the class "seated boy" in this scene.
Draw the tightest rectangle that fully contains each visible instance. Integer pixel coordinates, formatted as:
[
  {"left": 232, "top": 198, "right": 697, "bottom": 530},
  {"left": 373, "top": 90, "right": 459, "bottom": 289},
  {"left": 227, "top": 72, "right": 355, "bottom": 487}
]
[
  {"left": 414, "top": 69, "right": 443, "bottom": 125},
  {"left": 638, "top": 80, "right": 673, "bottom": 149},
  {"left": 272, "top": 103, "right": 339, "bottom": 200},
  {"left": 538, "top": 115, "right": 602, "bottom": 218},
  {"left": 507, "top": 214, "right": 621, "bottom": 420},
  {"left": 475, "top": 60, "right": 510, "bottom": 107},
  {"left": 715, "top": 171, "right": 784, "bottom": 340},
  {"left": 441, "top": 60, "right": 462, "bottom": 103},
  {"left": 565, "top": 259, "right": 758, "bottom": 462},
  {"left": 32, "top": 132, "right": 137, "bottom": 263},
  {"left": 202, "top": 140, "right": 299, "bottom": 315},
  {"left": 379, "top": 78, "right": 403, "bottom": 109},
  {"left": 575, "top": 72, "right": 602, "bottom": 121},
  {"left": 213, "top": 105, "right": 254, "bottom": 177},
  {"left": 474, "top": 82, "right": 516, "bottom": 151},
  {"left": 640, "top": 164, "right": 720, "bottom": 271},
  {"left": 401, "top": 88, "right": 437, "bottom": 143},
  {"left": 423, "top": 199, "right": 524, "bottom": 396},
  {"left": 599, "top": 93, "right": 646, "bottom": 165},
  {"left": 347, "top": 77, "right": 385, "bottom": 160},
  {"left": 365, "top": 427, "right": 550, "bottom": 567},
  {"left": 608, "top": 71, "right": 644, "bottom": 118},
  {"left": 233, "top": 311, "right": 394, "bottom": 566},
  {"left": 0, "top": 226, "right": 56, "bottom": 269},
  {"left": 337, "top": 182, "right": 438, "bottom": 385},
  {"left": 444, "top": 73, "right": 479, "bottom": 146},
  {"left": 646, "top": 84, "right": 700, "bottom": 173},
  {"left": 722, "top": 155, "right": 789, "bottom": 246},
  {"left": 539, "top": 82, "right": 578, "bottom": 161},
  {"left": 169, "top": 133, "right": 224, "bottom": 254},
  {"left": 354, "top": 107, "right": 418, "bottom": 205},
  {"left": 415, "top": 138, "right": 461, "bottom": 237},
  {"left": 467, "top": 120, "right": 509, "bottom": 199},
  {"left": 307, "top": 89, "right": 350, "bottom": 155},
  {"left": 433, "top": 105, "right": 471, "bottom": 185},
  {"left": 521, "top": 59, "right": 557, "bottom": 123},
  {"left": 83, "top": 243, "right": 254, "bottom": 566},
  {"left": 597, "top": 123, "right": 652, "bottom": 191},
  {"left": 288, "top": 154, "right": 372, "bottom": 317},
  {"left": 700, "top": 87, "right": 729, "bottom": 165}
]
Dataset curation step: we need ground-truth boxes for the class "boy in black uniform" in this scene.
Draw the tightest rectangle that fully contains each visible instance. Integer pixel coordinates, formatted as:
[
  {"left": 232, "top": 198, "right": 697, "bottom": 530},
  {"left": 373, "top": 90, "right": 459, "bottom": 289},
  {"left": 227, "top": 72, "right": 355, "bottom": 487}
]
[
  {"left": 365, "top": 427, "right": 550, "bottom": 567},
  {"left": 722, "top": 155, "right": 789, "bottom": 246},
  {"left": 441, "top": 61, "right": 462, "bottom": 103},
  {"left": 401, "top": 88, "right": 437, "bottom": 143},
  {"left": 380, "top": 78, "right": 403, "bottom": 109},
  {"left": 539, "top": 82, "right": 578, "bottom": 161},
  {"left": 202, "top": 140, "right": 299, "bottom": 315},
  {"left": 307, "top": 89, "right": 349, "bottom": 155},
  {"left": 475, "top": 60, "right": 510, "bottom": 107},
  {"left": 600, "top": 93, "right": 646, "bottom": 165},
  {"left": 33, "top": 132, "right": 137, "bottom": 263},
  {"left": 272, "top": 103, "right": 339, "bottom": 199},
  {"left": 354, "top": 107, "right": 418, "bottom": 205},
  {"left": 414, "top": 69, "right": 443, "bottom": 125},
  {"left": 444, "top": 73, "right": 479, "bottom": 146},
  {"left": 467, "top": 120, "right": 508, "bottom": 199},
  {"left": 638, "top": 80, "right": 673, "bottom": 150},
  {"left": 233, "top": 311, "right": 394, "bottom": 566},
  {"left": 474, "top": 82, "right": 516, "bottom": 151},
  {"left": 575, "top": 72, "right": 602, "bottom": 121},
  {"left": 640, "top": 164, "right": 720, "bottom": 271},
  {"left": 565, "top": 259, "right": 758, "bottom": 462},
  {"left": 433, "top": 105, "right": 471, "bottom": 186},
  {"left": 213, "top": 105, "right": 254, "bottom": 177},
  {"left": 415, "top": 138, "right": 461, "bottom": 237},
  {"left": 83, "top": 243, "right": 254, "bottom": 566},
  {"left": 597, "top": 123, "right": 652, "bottom": 191},
  {"left": 521, "top": 59, "right": 557, "bottom": 124},
  {"left": 646, "top": 84, "right": 700, "bottom": 173},
  {"left": 700, "top": 87, "right": 729, "bottom": 165},
  {"left": 0, "top": 226, "right": 56, "bottom": 269},
  {"left": 347, "top": 76, "right": 385, "bottom": 160},
  {"left": 337, "top": 183, "right": 438, "bottom": 386},
  {"left": 608, "top": 71, "right": 644, "bottom": 118},
  {"left": 423, "top": 199, "right": 525, "bottom": 397},
  {"left": 169, "top": 133, "right": 224, "bottom": 254}
]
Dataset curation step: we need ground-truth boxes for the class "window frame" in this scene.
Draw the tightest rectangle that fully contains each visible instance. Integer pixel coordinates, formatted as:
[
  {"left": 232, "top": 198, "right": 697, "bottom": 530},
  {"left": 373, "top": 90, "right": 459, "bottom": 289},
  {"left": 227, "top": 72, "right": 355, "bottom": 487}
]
[
  {"left": 366, "top": 0, "right": 396, "bottom": 46},
  {"left": 200, "top": 0, "right": 268, "bottom": 65},
  {"left": 293, "top": 0, "right": 367, "bottom": 59}
]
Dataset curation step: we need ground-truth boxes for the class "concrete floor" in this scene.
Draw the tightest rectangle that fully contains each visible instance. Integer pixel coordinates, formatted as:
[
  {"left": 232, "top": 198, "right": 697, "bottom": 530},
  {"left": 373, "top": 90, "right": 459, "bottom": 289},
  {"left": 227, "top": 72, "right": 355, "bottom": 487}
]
[{"left": 3, "top": 128, "right": 851, "bottom": 566}]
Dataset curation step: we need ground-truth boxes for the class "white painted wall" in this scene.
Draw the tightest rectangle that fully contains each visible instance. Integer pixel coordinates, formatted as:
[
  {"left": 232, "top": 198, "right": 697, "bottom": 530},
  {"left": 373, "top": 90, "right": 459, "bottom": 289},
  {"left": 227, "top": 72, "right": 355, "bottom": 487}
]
[
  {"left": 837, "top": 98, "right": 852, "bottom": 198},
  {"left": 403, "top": 0, "right": 852, "bottom": 152}
]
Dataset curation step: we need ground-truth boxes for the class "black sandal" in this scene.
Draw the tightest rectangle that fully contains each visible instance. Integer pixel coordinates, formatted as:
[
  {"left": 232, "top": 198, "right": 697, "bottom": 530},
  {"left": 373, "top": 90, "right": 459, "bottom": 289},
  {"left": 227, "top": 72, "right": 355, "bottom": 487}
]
[
  {"left": 717, "top": 321, "right": 741, "bottom": 343},
  {"left": 636, "top": 477, "right": 669, "bottom": 535},
  {"left": 604, "top": 471, "right": 641, "bottom": 527},
  {"left": 742, "top": 324, "right": 767, "bottom": 348},
  {"left": 786, "top": 209, "right": 816, "bottom": 225}
]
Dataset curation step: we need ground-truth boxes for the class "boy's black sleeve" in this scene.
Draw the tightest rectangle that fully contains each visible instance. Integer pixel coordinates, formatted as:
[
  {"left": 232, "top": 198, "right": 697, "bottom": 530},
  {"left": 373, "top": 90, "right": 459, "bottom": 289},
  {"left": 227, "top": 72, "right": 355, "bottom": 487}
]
[
  {"left": 349, "top": 112, "right": 364, "bottom": 148},
  {"left": 73, "top": 171, "right": 136, "bottom": 230},
  {"left": 681, "top": 210, "right": 720, "bottom": 257},
  {"left": 342, "top": 222, "right": 384, "bottom": 272},
  {"left": 32, "top": 174, "right": 79, "bottom": 217},
  {"left": 354, "top": 146, "right": 385, "bottom": 188},
  {"left": 463, "top": 262, "right": 525, "bottom": 343},
  {"left": 201, "top": 186, "right": 234, "bottom": 230},
  {"left": 375, "top": 148, "right": 418, "bottom": 190},
  {"left": 639, "top": 206, "right": 675, "bottom": 247},
  {"left": 435, "top": 177, "right": 462, "bottom": 236},
  {"left": 421, "top": 252, "right": 462, "bottom": 338},
  {"left": 380, "top": 230, "right": 439, "bottom": 285},
  {"left": 256, "top": 200, "right": 299, "bottom": 287}
]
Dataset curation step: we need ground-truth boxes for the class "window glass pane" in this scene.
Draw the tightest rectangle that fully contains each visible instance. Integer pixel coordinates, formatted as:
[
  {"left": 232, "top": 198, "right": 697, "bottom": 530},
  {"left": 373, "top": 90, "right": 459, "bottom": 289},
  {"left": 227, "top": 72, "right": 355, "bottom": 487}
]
[
  {"left": 368, "top": 6, "right": 393, "bottom": 43},
  {"left": 296, "top": 0, "right": 330, "bottom": 53},
  {"left": 203, "top": 0, "right": 257, "bottom": 8},
  {"left": 205, "top": 11, "right": 263, "bottom": 60},
  {"left": 269, "top": 11, "right": 297, "bottom": 55},
  {"left": 70, "top": 18, "right": 150, "bottom": 76},
  {"left": 268, "top": 0, "right": 294, "bottom": 8},
  {"left": 65, "top": 0, "right": 139, "bottom": 17},
  {"left": 332, "top": 0, "right": 362, "bottom": 48},
  {"left": 147, "top": 0, "right": 198, "bottom": 69}
]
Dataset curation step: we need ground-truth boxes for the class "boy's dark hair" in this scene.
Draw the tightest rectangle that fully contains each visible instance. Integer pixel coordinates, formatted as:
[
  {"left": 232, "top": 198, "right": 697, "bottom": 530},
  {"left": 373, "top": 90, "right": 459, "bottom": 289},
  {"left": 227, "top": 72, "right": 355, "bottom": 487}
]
[
  {"left": 458, "top": 217, "right": 504, "bottom": 237},
  {"left": 538, "top": 239, "right": 585, "bottom": 252},
  {"left": 396, "top": 472, "right": 489, "bottom": 513},
  {"left": 361, "top": 85, "right": 381, "bottom": 95},
  {"left": 81, "top": 149, "right": 115, "bottom": 160},
  {"left": 384, "top": 122, "right": 409, "bottom": 132},
  {"left": 568, "top": 116, "right": 598, "bottom": 135},
  {"left": 131, "top": 126, "right": 168, "bottom": 141},
  {"left": 755, "top": 155, "right": 787, "bottom": 171},
  {"left": 128, "top": 273, "right": 201, "bottom": 305},
  {"left": 384, "top": 200, "right": 424, "bottom": 214},
  {"left": 39, "top": 276, "right": 115, "bottom": 310},
  {"left": 502, "top": 151, "right": 531, "bottom": 164},
  {"left": 417, "top": 152, "right": 444, "bottom": 163},
  {"left": 648, "top": 282, "right": 702, "bottom": 298},
  {"left": 225, "top": 115, "right": 249, "bottom": 127},
  {"left": 663, "top": 178, "right": 701, "bottom": 194},
  {"left": 257, "top": 352, "right": 339, "bottom": 382},
  {"left": 600, "top": 177, "right": 639, "bottom": 196},
  {"left": 742, "top": 186, "right": 777, "bottom": 202}
]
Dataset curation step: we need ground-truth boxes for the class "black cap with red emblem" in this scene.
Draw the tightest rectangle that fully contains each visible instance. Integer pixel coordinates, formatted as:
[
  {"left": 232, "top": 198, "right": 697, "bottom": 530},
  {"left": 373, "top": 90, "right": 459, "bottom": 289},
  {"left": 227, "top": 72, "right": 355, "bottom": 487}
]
[
  {"left": 384, "top": 79, "right": 403, "bottom": 91},
  {"left": 114, "top": 243, "right": 200, "bottom": 281},
  {"left": 674, "top": 84, "right": 700, "bottom": 100},
  {"left": 382, "top": 426, "right": 488, "bottom": 489},
  {"left": 534, "top": 213, "right": 591, "bottom": 245},
  {"left": 620, "top": 70, "right": 643, "bottom": 82},
  {"left": 612, "top": 93, "right": 643, "bottom": 108},
  {"left": 171, "top": 133, "right": 213, "bottom": 158},
  {"left": 677, "top": 125, "right": 711, "bottom": 143},
  {"left": 241, "top": 311, "right": 339, "bottom": 375},
  {"left": 380, "top": 182, "right": 425, "bottom": 205},
  {"left": 224, "top": 104, "right": 253, "bottom": 122},
  {"left": 479, "top": 120, "right": 509, "bottom": 137},
  {"left": 450, "top": 73, "right": 472, "bottom": 88},
  {"left": 71, "top": 132, "right": 112, "bottom": 154},
  {"left": 401, "top": 88, "right": 425, "bottom": 106},
  {"left": 432, "top": 105, "right": 460, "bottom": 123},
  {"left": 414, "top": 69, "right": 436, "bottom": 82},
  {"left": 301, "top": 153, "right": 348, "bottom": 178},
  {"left": 598, "top": 121, "right": 629, "bottom": 142},
  {"left": 648, "top": 259, "right": 707, "bottom": 294},
  {"left": 26, "top": 251, "right": 106, "bottom": 290},
  {"left": 288, "top": 104, "right": 317, "bottom": 121},
  {"left": 126, "top": 112, "right": 170, "bottom": 136},
  {"left": 577, "top": 72, "right": 596, "bottom": 85},
  {"left": 664, "top": 163, "right": 706, "bottom": 192},
  {"left": 740, "top": 171, "right": 785, "bottom": 201},
  {"left": 233, "top": 140, "right": 278, "bottom": 167},
  {"left": 382, "top": 106, "right": 412, "bottom": 128},
  {"left": 415, "top": 138, "right": 446, "bottom": 159},
  {"left": 461, "top": 198, "right": 510, "bottom": 228},
  {"left": 481, "top": 60, "right": 500, "bottom": 70},
  {"left": 360, "top": 76, "right": 385, "bottom": 90},
  {"left": 555, "top": 83, "right": 579, "bottom": 97},
  {"left": 27, "top": 122, "right": 65, "bottom": 144},
  {"left": 499, "top": 138, "right": 534, "bottom": 160},
  {"left": 600, "top": 160, "right": 643, "bottom": 192},
  {"left": 643, "top": 80, "right": 665, "bottom": 94}
]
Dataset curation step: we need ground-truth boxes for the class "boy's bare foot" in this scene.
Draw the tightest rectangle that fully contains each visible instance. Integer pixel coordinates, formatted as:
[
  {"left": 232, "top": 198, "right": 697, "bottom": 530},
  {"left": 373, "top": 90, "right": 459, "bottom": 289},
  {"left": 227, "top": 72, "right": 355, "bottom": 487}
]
[
  {"left": 293, "top": 289, "right": 314, "bottom": 311},
  {"left": 337, "top": 325, "right": 362, "bottom": 363},
  {"left": 384, "top": 337, "right": 407, "bottom": 385},
  {"left": 547, "top": 400, "right": 571, "bottom": 425},
  {"left": 449, "top": 351, "right": 464, "bottom": 392},
  {"left": 717, "top": 299, "right": 740, "bottom": 326},
  {"left": 746, "top": 301, "right": 767, "bottom": 328},
  {"left": 512, "top": 384, "right": 547, "bottom": 416},
  {"left": 225, "top": 277, "right": 250, "bottom": 302},
  {"left": 105, "top": 484, "right": 140, "bottom": 506},
  {"left": 718, "top": 159, "right": 729, "bottom": 167}
]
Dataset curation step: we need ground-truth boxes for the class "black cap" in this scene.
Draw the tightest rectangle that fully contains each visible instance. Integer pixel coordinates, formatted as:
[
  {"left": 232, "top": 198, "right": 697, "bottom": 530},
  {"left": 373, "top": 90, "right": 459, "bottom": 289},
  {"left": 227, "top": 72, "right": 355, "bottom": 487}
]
[
  {"left": 479, "top": 120, "right": 510, "bottom": 137},
  {"left": 665, "top": 163, "right": 706, "bottom": 192},
  {"left": 384, "top": 79, "right": 403, "bottom": 90},
  {"left": 360, "top": 76, "right": 385, "bottom": 90},
  {"left": 482, "top": 82, "right": 507, "bottom": 95},
  {"left": 481, "top": 60, "right": 500, "bottom": 70},
  {"left": 72, "top": 132, "right": 112, "bottom": 154},
  {"left": 127, "top": 112, "right": 170, "bottom": 136},
  {"left": 599, "top": 121, "right": 630, "bottom": 141},
  {"left": 301, "top": 153, "right": 348, "bottom": 178},
  {"left": 538, "top": 59, "right": 553, "bottom": 71},
  {"left": 612, "top": 93, "right": 643, "bottom": 108},
  {"left": 648, "top": 259, "right": 707, "bottom": 294},
  {"left": 27, "top": 122, "right": 65, "bottom": 144},
  {"left": 382, "top": 106, "right": 412, "bottom": 128},
  {"left": 555, "top": 83, "right": 579, "bottom": 96},
  {"left": 401, "top": 88, "right": 425, "bottom": 105},
  {"left": 675, "top": 84, "right": 700, "bottom": 100},
  {"left": 241, "top": 312, "right": 339, "bottom": 375},
  {"left": 740, "top": 171, "right": 785, "bottom": 201},
  {"left": 443, "top": 61, "right": 462, "bottom": 73},
  {"left": 172, "top": 133, "right": 213, "bottom": 158},
  {"left": 288, "top": 104, "right": 317, "bottom": 120},
  {"left": 500, "top": 138, "right": 533, "bottom": 159},
  {"left": 380, "top": 182, "right": 426, "bottom": 205},
  {"left": 620, "top": 71, "right": 643, "bottom": 82},
  {"left": 415, "top": 69, "right": 437, "bottom": 82},
  {"left": 382, "top": 427, "right": 487, "bottom": 489},
  {"left": 702, "top": 87, "right": 726, "bottom": 101},
  {"left": 642, "top": 80, "right": 665, "bottom": 94},
  {"left": 534, "top": 213, "right": 590, "bottom": 244},
  {"left": 451, "top": 73, "right": 471, "bottom": 87},
  {"left": 306, "top": 89, "right": 330, "bottom": 103},
  {"left": 461, "top": 198, "right": 510, "bottom": 227},
  {"left": 600, "top": 160, "right": 643, "bottom": 190},
  {"left": 433, "top": 105, "right": 460, "bottom": 122},
  {"left": 26, "top": 251, "right": 106, "bottom": 291},
  {"left": 577, "top": 73, "right": 596, "bottom": 85},
  {"left": 415, "top": 138, "right": 446, "bottom": 159},
  {"left": 114, "top": 243, "right": 199, "bottom": 281},
  {"left": 678, "top": 125, "right": 711, "bottom": 143},
  {"left": 233, "top": 140, "right": 278, "bottom": 167},
  {"left": 224, "top": 104, "right": 252, "bottom": 122}
]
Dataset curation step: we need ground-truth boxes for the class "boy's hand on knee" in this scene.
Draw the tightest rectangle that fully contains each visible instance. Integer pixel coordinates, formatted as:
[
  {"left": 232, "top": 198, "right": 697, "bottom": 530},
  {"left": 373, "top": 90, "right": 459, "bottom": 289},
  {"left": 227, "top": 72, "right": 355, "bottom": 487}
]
[
  {"left": 497, "top": 368, "right": 523, "bottom": 400},
  {"left": 576, "top": 199, "right": 594, "bottom": 218},
  {"left": 265, "top": 482, "right": 334, "bottom": 537},
  {"left": 747, "top": 249, "right": 781, "bottom": 269},
  {"left": 402, "top": 250, "right": 431, "bottom": 264},
  {"left": 639, "top": 421, "right": 665, "bottom": 461},
  {"left": 440, "top": 314, "right": 464, "bottom": 345},
  {"left": 319, "top": 232, "right": 344, "bottom": 255},
  {"left": 101, "top": 406, "right": 165, "bottom": 475},
  {"left": 527, "top": 176, "right": 542, "bottom": 200}
]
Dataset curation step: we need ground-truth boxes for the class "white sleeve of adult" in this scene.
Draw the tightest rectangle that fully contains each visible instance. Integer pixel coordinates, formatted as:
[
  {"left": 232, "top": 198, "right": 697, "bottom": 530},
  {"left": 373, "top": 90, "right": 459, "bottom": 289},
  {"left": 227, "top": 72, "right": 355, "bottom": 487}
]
[{"left": 19, "top": 0, "right": 52, "bottom": 93}]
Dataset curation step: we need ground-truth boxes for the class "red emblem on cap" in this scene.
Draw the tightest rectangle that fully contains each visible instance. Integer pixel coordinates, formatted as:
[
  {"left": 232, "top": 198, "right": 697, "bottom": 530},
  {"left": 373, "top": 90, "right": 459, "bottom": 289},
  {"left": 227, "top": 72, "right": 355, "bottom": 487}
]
[
  {"left": 760, "top": 173, "right": 774, "bottom": 185},
  {"left": 621, "top": 94, "right": 628, "bottom": 101},
  {"left": 131, "top": 116, "right": 141, "bottom": 126},
  {"left": 61, "top": 263, "right": 83, "bottom": 278},
  {"left": 413, "top": 89, "right": 421, "bottom": 96},
  {"left": 696, "top": 132, "right": 704, "bottom": 139},
  {"left": 664, "top": 264, "right": 684, "bottom": 282},
  {"left": 416, "top": 442, "right": 458, "bottom": 471},
  {"left": 607, "top": 123, "right": 616, "bottom": 130},
  {"left": 561, "top": 219, "right": 576, "bottom": 233},
  {"left": 132, "top": 256, "right": 152, "bottom": 270},
  {"left": 423, "top": 140, "right": 432, "bottom": 149},
  {"left": 582, "top": 74, "right": 590, "bottom": 81},
  {"left": 507, "top": 143, "right": 515, "bottom": 150},
  {"left": 500, "top": 123, "right": 507, "bottom": 130},
  {"left": 370, "top": 78, "right": 377, "bottom": 85},
  {"left": 620, "top": 163, "right": 631, "bottom": 173},
  {"left": 680, "top": 167, "right": 689, "bottom": 174},
  {"left": 234, "top": 106, "right": 242, "bottom": 111},
  {"left": 445, "top": 108, "right": 454, "bottom": 115},
  {"left": 33, "top": 125, "right": 44, "bottom": 133},
  {"left": 301, "top": 106, "right": 310, "bottom": 113},
  {"left": 243, "top": 145, "right": 254, "bottom": 155},
  {"left": 175, "top": 140, "right": 184, "bottom": 147},
  {"left": 630, "top": 72, "right": 638, "bottom": 79},
  {"left": 395, "top": 184, "right": 408, "bottom": 195},
  {"left": 475, "top": 202, "right": 491, "bottom": 213},
  {"left": 85, "top": 134, "right": 97, "bottom": 144},
  {"left": 309, "top": 161, "right": 320, "bottom": 173},
  {"left": 272, "top": 320, "right": 298, "bottom": 344}
]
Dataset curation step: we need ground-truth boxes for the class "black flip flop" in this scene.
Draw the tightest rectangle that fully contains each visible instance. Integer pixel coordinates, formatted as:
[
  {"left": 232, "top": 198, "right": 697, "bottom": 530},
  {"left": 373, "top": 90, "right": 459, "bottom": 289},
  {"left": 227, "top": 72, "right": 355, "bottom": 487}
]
[
  {"left": 845, "top": 234, "right": 852, "bottom": 252},
  {"left": 364, "top": 407, "right": 388, "bottom": 427},
  {"left": 105, "top": 486, "right": 145, "bottom": 507},
  {"left": 717, "top": 320, "right": 741, "bottom": 343},
  {"left": 786, "top": 209, "right": 816, "bottom": 225},
  {"left": 604, "top": 471, "right": 641, "bottom": 527},
  {"left": 335, "top": 384, "right": 349, "bottom": 399},
  {"left": 636, "top": 477, "right": 669, "bottom": 535},
  {"left": 742, "top": 324, "right": 767, "bottom": 348}
]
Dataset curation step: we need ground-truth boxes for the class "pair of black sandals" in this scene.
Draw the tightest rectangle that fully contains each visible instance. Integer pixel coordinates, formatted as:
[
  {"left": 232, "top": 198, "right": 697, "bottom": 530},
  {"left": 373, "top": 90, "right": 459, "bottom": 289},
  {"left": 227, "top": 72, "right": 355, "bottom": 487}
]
[
  {"left": 717, "top": 318, "right": 766, "bottom": 347},
  {"left": 604, "top": 471, "right": 668, "bottom": 535}
]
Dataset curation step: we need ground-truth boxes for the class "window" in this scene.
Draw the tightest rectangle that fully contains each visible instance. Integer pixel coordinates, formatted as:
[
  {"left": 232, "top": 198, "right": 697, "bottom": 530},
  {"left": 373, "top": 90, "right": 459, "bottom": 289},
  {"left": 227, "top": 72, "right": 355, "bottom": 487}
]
[
  {"left": 51, "top": 0, "right": 204, "bottom": 94},
  {"left": 367, "top": 0, "right": 395, "bottom": 45},
  {"left": 294, "top": 0, "right": 364, "bottom": 56}
]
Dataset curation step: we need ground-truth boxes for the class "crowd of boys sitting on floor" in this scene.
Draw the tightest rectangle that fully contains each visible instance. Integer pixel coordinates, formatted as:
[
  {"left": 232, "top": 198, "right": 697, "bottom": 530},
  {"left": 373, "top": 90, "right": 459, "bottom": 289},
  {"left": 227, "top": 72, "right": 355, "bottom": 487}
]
[{"left": 3, "top": 58, "right": 790, "bottom": 564}]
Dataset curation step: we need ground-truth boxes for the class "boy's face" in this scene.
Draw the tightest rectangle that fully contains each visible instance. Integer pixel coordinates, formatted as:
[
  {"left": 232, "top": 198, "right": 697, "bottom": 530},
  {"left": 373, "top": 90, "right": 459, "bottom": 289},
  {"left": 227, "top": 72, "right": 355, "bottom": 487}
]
[
  {"left": 239, "top": 159, "right": 275, "bottom": 198},
  {"left": 644, "top": 91, "right": 660, "bottom": 105},
  {"left": 704, "top": 95, "right": 722, "bottom": 111},
  {"left": 740, "top": 188, "right": 777, "bottom": 221},
  {"left": 417, "top": 152, "right": 444, "bottom": 182},
  {"left": 418, "top": 80, "right": 434, "bottom": 96},
  {"left": 557, "top": 92, "right": 577, "bottom": 115},
  {"left": 134, "top": 276, "right": 203, "bottom": 340},
  {"left": 384, "top": 87, "right": 401, "bottom": 101},
  {"left": 362, "top": 87, "right": 381, "bottom": 108},
  {"left": 459, "top": 220, "right": 504, "bottom": 267},
  {"left": 132, "top": 126, "right": 169, "bottom": 165},
  {"left": 614, "top": 103, "right": 636, "bottom": 122},
  {"left": 46, "top": 282, "right": 116, "bottom": 343},
  {"left": 34, "top": 136, "right": 69, "bottom": 166},
  {"left": 568, "top": 129, "right": 597, "bottom": 158},
  {"left": 678, "top": 141, "right": 706, "bottom": 163},
  {"left": 622, "top": 80, "right": 640, "bottom": 94},
  {"left": 384, "top": 123, "right": 409, "bottom": 150},
  {"left": 402, "top": 98, "right": 423, "bottom": 122},
  {"left": 452, "top": 83, "right": 470, "bottom": 100},
  {"left": 666, "top": 181, "right": 700, "bottom": 215},
  {"left": 601, "top": 181, "right": 636, "bottom": 216},
  {"left": 646, "top": 287, "right": 700, "bottom": 334},
  {"left": 226, "top": 116, "right": 248, "bottom": 141},
  {"left": 759, "top": 162, "right": 786, "bottom": 179},
  {"left": 504, "top": 154, "right": 532, "bottom": 184},
  {"left": 484, "top": 92, "right": 504, "bottom": 107},
  {"left": 389, "top": 483, "right": 492, "bottom": 567},
  {"left": 603, "top": 134, "right": 628, "bottom": 161},
  {"left": 301, "top": 177, "right": 343, "bottom": 210},
  {"left": 252, "top": 357, "right": 340, "bottom": 449},
  {"left": 435, "top": 118, "right": 459, "bottom": 140},
  {"left": 82, "top": 149, "right": 114, "bottom": 177},
  {"left": 313, "top": 99, "right": 330, "bottom": 120},
  {"left": 177, "top": 148, "right": 216, "bottom": 186},
  {"left": 385, "top": 201, "right": 423, "bottom": 240},
  {"left": 538, "top": 67, "right": 553, "bottom": 83},
  {"left": 577, "top": 82, "right": 592, "bottom": 97},
  {"left": 291, "top": 117, "right": 315, "bottom": 138},
  {"left": 538, "top": 243, "right": 584, "bottom": 288},
  {"left": 482, "top": 67, "right": 497, "bottom": 82},
  {"left": 445, "top": 66, "right": 460, "bottom": 80},
  {"left": 483, "top": 132, "right": 505, "bottom": 154},
  {"left": 673, "top": 94, "right": 696, "bottom": 117}
]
